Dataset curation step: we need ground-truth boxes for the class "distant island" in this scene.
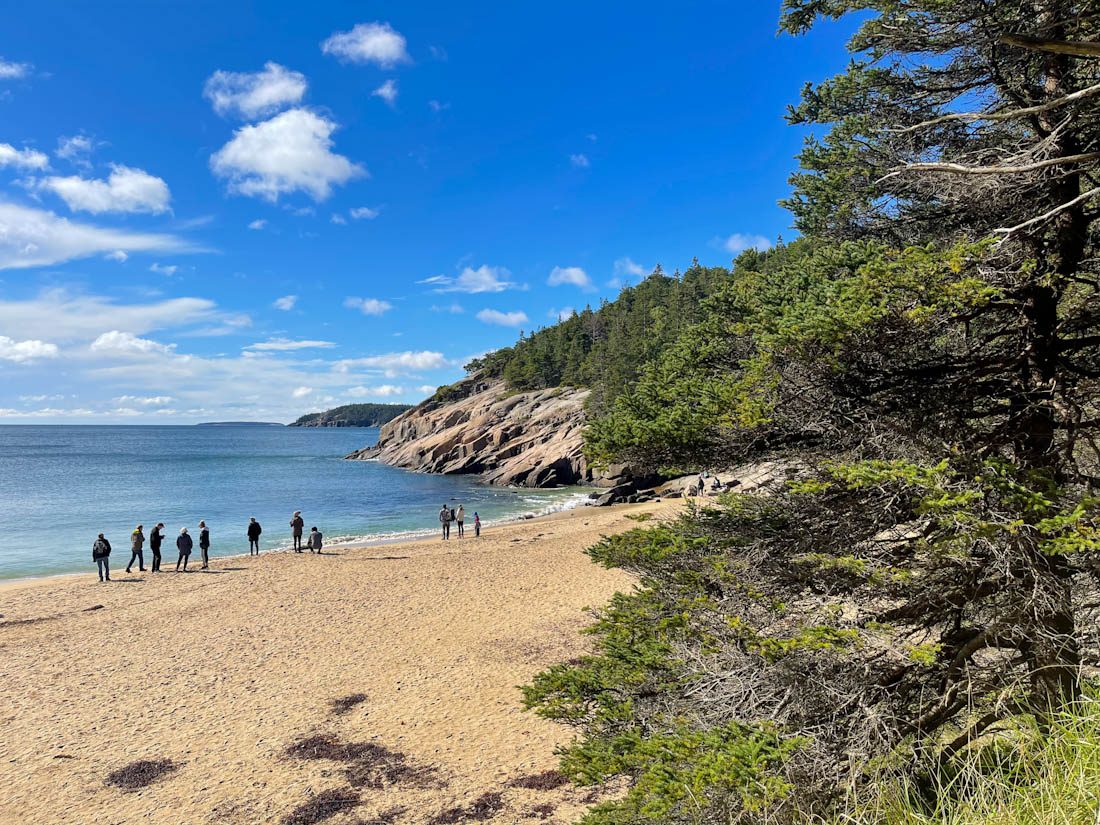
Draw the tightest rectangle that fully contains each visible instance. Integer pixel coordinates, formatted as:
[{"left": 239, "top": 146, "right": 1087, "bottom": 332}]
[
  {"left": 288, "top": 403, "right": 413, "bottom": 428},
  {"left": 196, "top": 421, "right": 284, "bottom": 427}
]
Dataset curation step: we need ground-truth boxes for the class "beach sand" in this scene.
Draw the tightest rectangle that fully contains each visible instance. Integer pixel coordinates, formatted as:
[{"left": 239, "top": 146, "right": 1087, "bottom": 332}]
[{"left": 0, "top": 499, "right": 679, "bottom": 825}]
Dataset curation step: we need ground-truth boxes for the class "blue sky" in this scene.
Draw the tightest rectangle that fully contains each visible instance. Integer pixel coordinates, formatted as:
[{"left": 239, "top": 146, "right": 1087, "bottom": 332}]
[{"left": 0, "top": 2, "right": 856, "bottom": 423}]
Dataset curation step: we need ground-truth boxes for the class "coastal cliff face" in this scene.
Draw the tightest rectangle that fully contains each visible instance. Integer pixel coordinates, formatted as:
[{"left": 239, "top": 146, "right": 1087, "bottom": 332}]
[{"left": 345, "top": 377, "right": 609, "bottom": 487}]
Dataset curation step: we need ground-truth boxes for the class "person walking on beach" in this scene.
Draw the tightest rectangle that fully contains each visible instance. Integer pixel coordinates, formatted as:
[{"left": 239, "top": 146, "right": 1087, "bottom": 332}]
[
  {"left": 175, "top": 527, "right": 193, "bottom": 572},
  {"left": 126, "top": 524, "right": 146, "bottom": 573},
  {"left": 247, "top": 518, "right": 262, "bottom": 555},
  {"left": 474, "top": 512, "right": 480, "bottom": 538},
  {"left": 149, "top": 523, "right": 165, "bottom": 572},
  {"left": 307, "top": 526, "right": 323, "bottom": 554},
  {"left": 439, "top": 503, "right": 452, "bottom": 540},
  {"left": 456, "top": 504, "right": 465, "bottom": 538},
  {"left": 92, "top": 533, "right": 112, "bottom": 582},
  {"left": 198, "top": 521, "right": 211, "bottom": 569},
  {"left": 290, "top": 510, "right": 305, "bottom": 552}
]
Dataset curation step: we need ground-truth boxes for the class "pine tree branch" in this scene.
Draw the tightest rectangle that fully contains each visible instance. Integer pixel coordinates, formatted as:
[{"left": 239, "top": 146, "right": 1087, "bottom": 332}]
[
  {"left": 994, "top": 186, "right": 1100, "bottom": 236},
  {"left": 879, "top": 152, "right": 1100, "bottom": 182},
  {"left": 1000, "top": 34, "right": 1100, "bottom": 58},
  {"left": 893, "top": 82, "right": 1100, "bottom": 134}
]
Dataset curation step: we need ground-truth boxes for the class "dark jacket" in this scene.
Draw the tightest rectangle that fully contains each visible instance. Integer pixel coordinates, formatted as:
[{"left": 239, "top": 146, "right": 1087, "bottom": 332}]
[
  {"left": 131, "top": 530, "right": 144, "bottom": 550},
  {"left": 92, "top": 538, "right": 111, "bottom": 560},
  {"left": 290, "top": 516, "right": 304, "bottom": 536},
  {"left": 177, "top": 533, "right": 193, "bottom": 554},
  {"left": 199, "top": 528, "right": 210, "bottom": 550},
  {"left": 150, "top": 529, "right": 163, "bottom": 551},
  {"left": 247, "top": 521, "right": 262, "bottom": 540}
]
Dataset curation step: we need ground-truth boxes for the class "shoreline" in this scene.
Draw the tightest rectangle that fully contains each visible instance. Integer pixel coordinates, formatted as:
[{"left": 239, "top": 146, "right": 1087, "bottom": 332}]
[{"left": 0, "top": 497, "right": 679, "bottom": 825}]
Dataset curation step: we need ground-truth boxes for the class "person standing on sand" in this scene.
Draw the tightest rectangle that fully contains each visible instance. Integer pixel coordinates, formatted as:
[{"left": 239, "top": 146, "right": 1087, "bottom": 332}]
[
  {"left": 290, "top": 510, "right": 304, "bottom": 552},
  {"left": 456, "top": 504, "right": 465, "bottom": 538},
  {"left": 175, "top": 527, "right": 193, "bottom": 572},
  {"left": 439, "top": 503, "right": 452, "bottom": 540},
  {"left": 149, "top": 523, "right": 165, "bottom": 572},
  {"left": 126, "top": 524, "right": 145, "bottom": 573},
  {"left": 247, "top": 517, "right": 262, "bottom": 555},
  {"left": 92, "top": 533, "right": 111, "bottom": 582},
  {"left": 307, "top": 526, "right": 323, "bottom": 553},
  {"left": 474, "top": 512, "right": 480, "bottom": 537},
  {"left": 198, "top": 521, "right": 211, "bottom": 569}
]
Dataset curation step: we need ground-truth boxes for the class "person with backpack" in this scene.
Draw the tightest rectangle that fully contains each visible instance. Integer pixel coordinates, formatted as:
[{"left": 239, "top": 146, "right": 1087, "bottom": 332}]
[
  {"left": 92, "top": 533, "right": 111, "bottom": 582},
  {"left": 290, "top": 510, "right": 305, "bottom": 552},
  {"left": 247, "top": 518, "right": 262, "bottom": 555},
  {"left": 474, "top": 512, "right": 481, "bottom": 538},
  {"left": 126, "top": 524, "right": 145, "bottom": 573},
  {"left": 149, "top": 523, "right": 165, "bottom": 572},
  {"left": 439, "top": 503, "right": 452, "bottom": 540},
  {"left": 175, "top": 527, "right": 193, "bottom": 572},
  {"left": 198, "top": 521, "right": 211, "bottom": 569},
  {"left": 456, "top": 504, "right": 465, "bottom": 538},
  {"left": 307, "top": 526, "right": 323, "bottom": 554}
]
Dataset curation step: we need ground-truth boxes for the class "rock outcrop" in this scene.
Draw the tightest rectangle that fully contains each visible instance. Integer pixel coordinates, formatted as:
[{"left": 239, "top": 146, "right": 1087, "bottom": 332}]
[{"left": 345, "top": 376, "right": 614, "bottom": 488}]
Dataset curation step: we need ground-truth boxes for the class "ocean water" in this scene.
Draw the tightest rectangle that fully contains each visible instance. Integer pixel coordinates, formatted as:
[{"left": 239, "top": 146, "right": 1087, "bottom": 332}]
[{"left": 0, "top": 425, "right": 588, "bottom": 580}]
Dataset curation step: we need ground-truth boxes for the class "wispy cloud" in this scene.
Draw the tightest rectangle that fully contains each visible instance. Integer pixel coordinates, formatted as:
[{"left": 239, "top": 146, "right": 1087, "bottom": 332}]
[
  {"left": 569, "top": 153, "right": 590, "bottom": 168},
  {"left": 321, "top": 22, "right": 411, "bottom": 68},
  {"left": 344, "top": 296, "right": 393, "bottom": 316},
  {"left": 273, "top": 295, "right": 297, "bottom": 311},
  {"left": 371, "top": 78, "right": 399, "bottom": 106},
  {"left": 717, "top": 233, "right": 772, "bottom": 254},
  {"left": 419, "top": 265, "right": 520, "bottom": 294},
  {"left": 245, "top": 338, "right": 335, "bottom": 352},
  {"left": 476, "top": 308, "right": 528, "bottom": 327},
  {"left": 349, "top": 206, "right": 380, "bottom": 220},
  {"left": 248, "top": 218, "right": 267, "bottom": 230},
  {"left": 0, "top": 143, "right": 49, "bottom": 171},
  {"left": 203, "top": 62, "right": 307, "bottom": 120},
  {"left": 0, "top": 58, "right": 32, "bottom": 79},
  {"left": 548, "top": 265, "right": 594, "bottom": 291},
  {"left": 149, "top": 262, "right": 178, "bottom": 277}
]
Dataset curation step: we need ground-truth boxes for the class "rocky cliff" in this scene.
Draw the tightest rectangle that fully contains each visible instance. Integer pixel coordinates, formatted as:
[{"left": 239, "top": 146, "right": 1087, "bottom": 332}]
[{"left": 344, "top": 376, "right": 615, "bottom": 487}]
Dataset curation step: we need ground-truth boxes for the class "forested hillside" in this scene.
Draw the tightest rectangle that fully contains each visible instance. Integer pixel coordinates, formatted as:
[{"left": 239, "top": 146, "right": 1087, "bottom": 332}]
[
  {"left": 288, "top": 403, "right": 412, "bottom": 427},
  {"left": 519, "top": 2, "right": 1100, "bottom": 824}
]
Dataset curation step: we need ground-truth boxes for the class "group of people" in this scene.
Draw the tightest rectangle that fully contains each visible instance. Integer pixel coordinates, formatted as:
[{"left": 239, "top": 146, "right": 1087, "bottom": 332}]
[
  {"left": 91, "top": 511, "right": 323, "bottom": 581},
  {"left": 438, "top": 503, "right": 480, "bottom": 540}
]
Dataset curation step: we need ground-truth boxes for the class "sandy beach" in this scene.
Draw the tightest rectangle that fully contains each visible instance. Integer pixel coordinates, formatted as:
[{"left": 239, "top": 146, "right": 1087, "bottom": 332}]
[{"left": 0, "top": 499, "right": 679, "bottom": 825}]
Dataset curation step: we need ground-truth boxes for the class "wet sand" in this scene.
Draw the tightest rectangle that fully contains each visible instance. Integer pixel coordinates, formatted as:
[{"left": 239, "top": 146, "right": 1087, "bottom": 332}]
[{"left": 0, "top": 499, "right": 678, "bottom": 825}]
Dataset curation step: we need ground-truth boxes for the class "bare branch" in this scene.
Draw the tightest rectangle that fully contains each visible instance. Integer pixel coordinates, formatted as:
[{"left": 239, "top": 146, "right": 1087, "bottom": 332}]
[
  {"left": 892, "top": 82, "right": 1100, "bottom": 134},
  {"left": 879, "top": 152, "right": 1100, "bottom": 183},
  {"left": 1000, "top": 34, "right": 1100, "bottom": 58},
  {"left": 994, "top": 186, "right": 1100, "bottom": 236}
]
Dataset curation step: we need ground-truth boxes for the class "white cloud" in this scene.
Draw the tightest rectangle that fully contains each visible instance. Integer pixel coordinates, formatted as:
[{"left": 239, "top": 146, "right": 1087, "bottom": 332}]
[
  {"left": 421, "top": 265, "right": 519, "bottom": 294},
  {"left": 105, "top": 250, "right": 128, "bottom": 263},
  {"left": 0, "top": 290, "right": 218, "bottom": 342},
  {"left": 149, "top": 262, "right": 178, "bottom": 276},
  {"left": 371, "top": 78, "right": 398, "bottom": 106},
  {"left": 0, "top": 202, "right": 189, "bottom": 270},
  {"left": 248, "top": 218, "right": 267, "bottom": 230},
  {"left": 570, "top": 153, "right": 590, "bottom": 168},
  {"left": 0, "top": 143, "right": 49, "bottom": 171},
  {"left": 586, "top": 133, "right": 598, "bottom": 142},
  {"left": 292, "top": 385, "right": 312, "bottom": 398},
  {"left": 273, "top": 295, "right": 297, "bottom": 311},
  {"left": 115, "top": 395, "right": 175, "bottom": 406},
  {"left": 40, "top": 164, "right": 172, "bottom": 214},
  {"left": 56, "top": 135, "right": 94, "bottom": 164},
  {"left": 549, "top": 306, "right": 575, "bottom": 322},
  {"left": 614, "top": 257, "right": 645, "bottom": 278},
  {"left": 417, "top": 384, "right": 435, "bottom": 395},
  {"left": 349, "top": 206, "right": 379, "bottom": 220},
  {"left": 346, "top": 384, "right": 404, "bottom": 397},
  {"left": 344, "top": 296, "right": 393, "bottom": 316},
  {"left": 20, "top": 394, "right": 65, "bottom": 402},
  {"left": 0, "top": 336, "right": 58, "bottom": 362},
  {"left": 428, "top": 100, "right": 450, "bottom": 112},
  {"left": 245, "top": 338, "right": 335, "bottom": 352},
  {"left": 321, "top": 22, "right": 411, "bottom": 68},
  {"left": 721, "top": 233, "right": 772, "bottom": 254},
  {"left": 430, "top": 303, "right": 464, "bottom": 314},
  {"left": 476, "top": 308, "right": 528, "bottom": 327},
  {"left": 331, "top": 212, "right": 348, "bottom": 225},
  {"left": 210, "top": 108, "right": 365, "bottom": 202},
  {"left": 334, "top": 350, "right": 446, "bottom": 377},
  {"left": 90, "top": 330, "right": 176, "bottom": 356},
  {"left": 548, "top": 265, "right": 594, "bottom": 291},
  {"left": 203, "top": 62, "right": 308, "bottom": 120},
  {"left": 0, "top": 58, "right": 32, "bottom": 79}
]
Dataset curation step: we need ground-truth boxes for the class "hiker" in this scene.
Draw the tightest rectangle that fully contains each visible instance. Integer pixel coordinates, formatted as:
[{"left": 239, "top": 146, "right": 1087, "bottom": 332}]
[
  {"left": 307, "top": 526, "right": 323, "bottom": 554},
  {"left": 290, "top": 510, "right": 305, "bottom": 552},
  {"left": 126, "top": 524, "right": 145, "bottom": 573},
  {"left": 149, "top": 523, "right": 165, "bottom": 572},
  {"left": 198, "top": 521, "right": 211, "bottom": 569},
  {"left": 175, "top": 527, "right": 193, "bottom": 571},
  {"left": 439, "top": 503, "right": 452, "bottom": 540},
  {"left": 474, "top": 512, "right": 480, "bottom": 537},
  {"left": 456, "top": 504, "right": 465, "bottom": 538},
  {"left": 92, "top": 533, "right": 111, "bottom": 582},
  {"left": 247, "top": 518, "right": 262, "bottom": 555}
]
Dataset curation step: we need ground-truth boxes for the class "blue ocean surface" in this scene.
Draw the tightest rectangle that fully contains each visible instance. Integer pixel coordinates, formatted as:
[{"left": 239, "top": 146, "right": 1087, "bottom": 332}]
[{"left": 0, "top": 425, "right": 588, "bottom": 580}]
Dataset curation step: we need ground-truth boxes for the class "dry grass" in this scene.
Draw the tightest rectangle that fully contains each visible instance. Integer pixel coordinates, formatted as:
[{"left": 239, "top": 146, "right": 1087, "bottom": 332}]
[
  {"left": 509, "top": 770, "right": 569, "bottom": 790},
  {"left": 105, "top": 759, "right": 178, "bottom": 790},
  {"left": 280, "top": 788, "right": 361, "bottom": 825},
  {"left": 428, "top": 791, "right": 506, "bottom": 824}
]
